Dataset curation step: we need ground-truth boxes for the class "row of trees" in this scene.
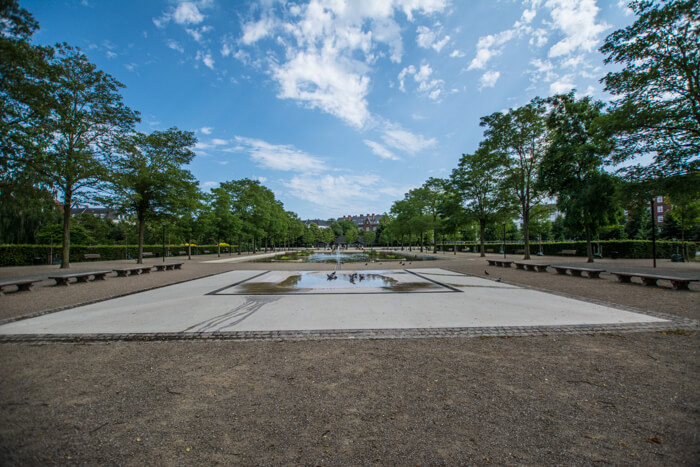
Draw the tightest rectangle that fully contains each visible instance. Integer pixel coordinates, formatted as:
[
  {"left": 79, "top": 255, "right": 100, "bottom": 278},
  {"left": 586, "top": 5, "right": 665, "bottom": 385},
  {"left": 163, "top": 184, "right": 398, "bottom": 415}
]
[
  {"left": 1, "top": 1, "right": 310, "bottom": 267},
  {"left": 381, "top": 0, "right": 698, "bottom": 262}
]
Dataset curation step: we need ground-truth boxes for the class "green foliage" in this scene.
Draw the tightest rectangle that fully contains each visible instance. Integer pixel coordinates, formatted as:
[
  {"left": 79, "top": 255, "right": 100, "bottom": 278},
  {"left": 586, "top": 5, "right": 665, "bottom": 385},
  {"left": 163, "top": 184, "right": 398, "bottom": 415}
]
[{"left": 600, "top": 0, "right": 699, "bottom": 180}]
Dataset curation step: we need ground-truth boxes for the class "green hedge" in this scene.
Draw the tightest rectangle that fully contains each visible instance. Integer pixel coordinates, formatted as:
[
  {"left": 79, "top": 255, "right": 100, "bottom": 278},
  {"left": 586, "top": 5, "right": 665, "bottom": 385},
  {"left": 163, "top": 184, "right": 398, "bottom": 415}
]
[
  {"left": 0, "top": 244, "right": 223, "bottom": 266},
  {"left": 454, "top": 240, "right": 696, "bottom": 259}
]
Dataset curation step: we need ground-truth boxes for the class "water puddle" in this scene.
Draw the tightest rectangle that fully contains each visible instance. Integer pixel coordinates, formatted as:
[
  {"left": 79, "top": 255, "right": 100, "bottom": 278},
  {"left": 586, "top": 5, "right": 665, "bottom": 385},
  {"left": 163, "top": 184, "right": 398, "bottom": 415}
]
[{"left": 235, "top": 271, "right": 442, "bottom": 294}]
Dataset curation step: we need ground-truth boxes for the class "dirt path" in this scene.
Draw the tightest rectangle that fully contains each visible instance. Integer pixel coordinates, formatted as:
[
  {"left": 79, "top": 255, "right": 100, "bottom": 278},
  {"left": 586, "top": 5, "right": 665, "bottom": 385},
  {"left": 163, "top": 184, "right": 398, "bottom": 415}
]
[{"left": 1, "top": 251, "right": 698, "bottom": 464}]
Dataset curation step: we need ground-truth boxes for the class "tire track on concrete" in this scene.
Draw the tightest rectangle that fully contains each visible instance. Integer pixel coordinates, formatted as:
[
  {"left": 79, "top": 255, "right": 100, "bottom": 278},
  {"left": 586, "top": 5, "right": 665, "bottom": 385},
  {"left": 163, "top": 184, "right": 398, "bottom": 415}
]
[{"left": 183, "top": 296, "right": 280, "bottom": 332}]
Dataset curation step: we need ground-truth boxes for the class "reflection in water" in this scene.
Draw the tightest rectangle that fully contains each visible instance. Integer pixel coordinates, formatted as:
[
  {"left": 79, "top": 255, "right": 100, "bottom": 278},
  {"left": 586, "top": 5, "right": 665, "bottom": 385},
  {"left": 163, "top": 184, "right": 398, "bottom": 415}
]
[{"left": 236, "top": 271, "right": 440, "bottom": 294}]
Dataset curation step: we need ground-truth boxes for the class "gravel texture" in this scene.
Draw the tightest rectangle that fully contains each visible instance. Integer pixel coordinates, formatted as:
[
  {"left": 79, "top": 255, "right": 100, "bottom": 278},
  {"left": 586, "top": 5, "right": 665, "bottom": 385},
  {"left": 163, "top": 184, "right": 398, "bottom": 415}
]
[{"left": 0, "top": 251, "right": 698, "bottom": 465}]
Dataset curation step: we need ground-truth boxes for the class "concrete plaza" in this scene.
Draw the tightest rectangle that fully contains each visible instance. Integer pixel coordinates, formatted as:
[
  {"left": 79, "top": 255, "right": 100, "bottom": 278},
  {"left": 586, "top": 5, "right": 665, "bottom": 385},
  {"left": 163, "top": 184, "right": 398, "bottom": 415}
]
[{"left": 0, "top": 268, "right": 671, "bottom": 337}]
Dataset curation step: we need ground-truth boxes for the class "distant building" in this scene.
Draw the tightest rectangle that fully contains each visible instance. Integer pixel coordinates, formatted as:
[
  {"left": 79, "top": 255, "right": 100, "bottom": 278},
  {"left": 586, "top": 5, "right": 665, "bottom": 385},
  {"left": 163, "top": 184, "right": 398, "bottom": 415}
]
[
  {"left": 302, "top": 219, "right": 331, "bottom": 229},
  {"left": 623, "top": 196, "right": 672, "bottom": 225},
  {"left": 72, "top": 205, "right": 126, "bottom": 222},
  {"left": 341, "top": 213, "right": 383, "bottom": 232}
]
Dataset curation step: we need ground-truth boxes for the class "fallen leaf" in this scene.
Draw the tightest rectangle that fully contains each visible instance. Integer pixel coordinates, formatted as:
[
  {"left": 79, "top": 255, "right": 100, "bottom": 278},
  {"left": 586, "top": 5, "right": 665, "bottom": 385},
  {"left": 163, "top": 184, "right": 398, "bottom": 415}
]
[{"left": 645, "top": 436, "right": 661, "bottom": 444}]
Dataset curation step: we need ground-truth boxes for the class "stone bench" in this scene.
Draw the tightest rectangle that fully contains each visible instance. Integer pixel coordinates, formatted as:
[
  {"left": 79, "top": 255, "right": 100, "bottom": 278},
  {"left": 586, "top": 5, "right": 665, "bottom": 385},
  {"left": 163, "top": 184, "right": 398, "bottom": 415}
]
[
  {"left": 486, "top": 248, "right": 495, "bottom": 253},
  {"left": 486, "top": 259, "right": 513, "bottom": 267},
  {"left": 49, "top": 270, "right": 111, "bottom": 286},
  {"left": 611, "top": 272, "right": 698, "bottom": 290},
  {"left": 515, "top": 249, "right": 525, "bottom": 255},
  {"left": 154, "top": 262, "right": 183, "bottom": 271},
  {"left": 513, "top": 262, "right": 549, "bottom": 272},
  {"left": 83, "top": 253, "right": 101, "bottom": 260},
  {"left": 142, "top": 252, "right": 154, "bottom": 258},
  {"left": 0, "top": 278, "right": 44, "bottom": 294},
  {"left": 559, "top": 249, "right": 577, "bottom": 255},
  {"left": 553, "top": 265, "right": 606, "bottom": 279},
  {"left": 113, "top": 267, "right": 148, "bottom": 277}
]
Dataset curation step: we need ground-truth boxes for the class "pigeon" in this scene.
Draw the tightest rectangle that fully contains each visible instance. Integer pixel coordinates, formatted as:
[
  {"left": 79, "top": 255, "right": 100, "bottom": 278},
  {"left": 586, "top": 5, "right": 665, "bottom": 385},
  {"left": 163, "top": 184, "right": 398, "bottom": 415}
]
[
  {"left": 495, "top": 278, "right": 502, "bottom": 282},
  {"left": 484, "top": 270, "right": 489, "bottom": 275}
]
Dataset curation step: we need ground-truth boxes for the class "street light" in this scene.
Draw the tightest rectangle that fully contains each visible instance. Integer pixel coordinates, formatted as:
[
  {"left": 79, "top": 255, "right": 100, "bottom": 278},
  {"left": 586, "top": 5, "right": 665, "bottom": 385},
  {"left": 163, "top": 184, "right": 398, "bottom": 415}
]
[
  {"left": 503, "top": 221, "right": 506, "bottom": 259},
  {"left": 162, "top": 222, "right": 166, "bottom": 263}
]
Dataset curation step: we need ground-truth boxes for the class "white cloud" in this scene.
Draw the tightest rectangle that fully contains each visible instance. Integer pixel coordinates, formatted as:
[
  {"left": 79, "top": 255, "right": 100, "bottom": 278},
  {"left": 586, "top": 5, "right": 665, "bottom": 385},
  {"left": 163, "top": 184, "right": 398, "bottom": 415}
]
[
  {"left": 220, "top": 34, "right": 235, "bottom": 57},
  {"left": 528, "top": 58, "right": 558, "bottom": 82},
  {"left": 550, "top": 75, "right": 575, "bottom": 94},
  {"left": 449, "top": 49, "right": 465, "bottom": 58},
  {"left": 153, "top": 1, "right": 207, "bottom": 29},
  {"left": 237, "top": 0, "right": 449, "bottom": 128},
  {"left": 381, "top": 123, "right": 436, "bottom": 154},
  {"left": 167, "top": 40, "right": 184, "bottom": 53},
  {"left": 173, "top": 2, "right": 204, "bottom": 25},
  {"left": 106, "top": 51, "right": 117, "bottom": 59},
  {"left": 234, "top": 136, "right": 325, "bottom": 172},
  {"left": 467, "top": 28, "right": 517, "bottom": 70},
  {"left": 124, "top": 63, "right": 137, "bottom": 72},
  {"left": 200, "top": 127, "right": 213, "bottom": 134},
  {"left": 416, "top": 25, "right": 450, "bottom": 52},
  {"left": 272, "top": 51, "right": 371, "bottom": 129},
  {"left": 546, "top": 0, "right": 609, "bottom": 58},
  {"left": 479, "top": 70, "right": 500, "bottom": 89},
  {"left": 201, "top": 181, "right": 219, "bottom": 190},
  {"left": 284, "top": 173, "right": 384, "bottom": 213},
  {"left": 397, "top": 63, "right": 444, "bottom": 100},
  {"left": 364, "top": 140, "right": 400, "bottom": 160},
  {"left": 195, "top": 50, "right": 215, "bottom": 69}
]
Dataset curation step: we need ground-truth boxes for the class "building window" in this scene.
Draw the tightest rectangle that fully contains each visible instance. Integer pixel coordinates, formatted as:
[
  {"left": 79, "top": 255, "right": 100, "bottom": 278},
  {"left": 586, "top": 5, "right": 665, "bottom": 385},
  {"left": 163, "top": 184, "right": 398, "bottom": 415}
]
[
  {"left": 657, "top": 206, "right": 663, "bottom": 213},
  {"left": 656, "top": 196, "right": 663, "bottom": 203},
  {"left": 657, "top": 215, "right": 664, "bottom": 223}
]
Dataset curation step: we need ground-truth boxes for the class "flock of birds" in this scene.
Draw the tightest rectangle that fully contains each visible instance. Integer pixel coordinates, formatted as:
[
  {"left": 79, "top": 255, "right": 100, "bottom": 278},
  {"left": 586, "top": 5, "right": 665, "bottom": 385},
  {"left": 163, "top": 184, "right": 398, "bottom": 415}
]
[{"left": 326, "top": 271, "right": 366, "bottom": 281}]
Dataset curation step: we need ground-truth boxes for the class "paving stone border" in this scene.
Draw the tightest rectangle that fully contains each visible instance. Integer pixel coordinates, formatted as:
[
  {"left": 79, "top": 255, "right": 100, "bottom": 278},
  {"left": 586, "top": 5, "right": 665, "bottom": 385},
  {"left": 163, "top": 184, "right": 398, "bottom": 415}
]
[{"left": 0, "top": 317, "right": 696, "bottom": 345}]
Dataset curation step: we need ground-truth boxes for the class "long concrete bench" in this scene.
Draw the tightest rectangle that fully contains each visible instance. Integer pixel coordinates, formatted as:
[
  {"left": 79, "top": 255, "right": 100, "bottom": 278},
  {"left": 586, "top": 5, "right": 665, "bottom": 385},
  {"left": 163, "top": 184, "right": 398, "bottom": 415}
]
[
  {"left": 559, "top": 249, "right": 577, "bottom": 255},
  {"left": 49, "top": 270, "right": 111, "bottom": 286},
  {"left": 154, "top": 262, "right": 183, "bottom": 271},
  {"left": 0, "top": 278, "right": 44, "bottom": 294},
  {"left": 486, "top": 259, "right": 513, "bottom": 267},
  {"left": 113, "top": 266, "right": 151, "bottom": 277},
  {"left": 552, "top": 265, "right": 606, "bottom": 279},
  {"left": 83, "top": 253, "right": 101, "bottom": 260},
  {"left": 142, "top": 252, "right": 154, "bottom": 258},
  {"left": 513, "top": 262, "right": 550, "bottom": 272},
  {"left": 611, "top": 272, "right": 698, "bottom": 290}
]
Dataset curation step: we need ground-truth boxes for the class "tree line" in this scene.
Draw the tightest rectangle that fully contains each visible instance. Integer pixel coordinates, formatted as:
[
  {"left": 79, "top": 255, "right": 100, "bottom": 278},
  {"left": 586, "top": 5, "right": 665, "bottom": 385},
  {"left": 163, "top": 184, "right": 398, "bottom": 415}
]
[
  {"left": 379, "top": 0, "right": 698, "bottom": 262},
  {"left": 1, "top": 1, "right": 311, "bottom": 267}
]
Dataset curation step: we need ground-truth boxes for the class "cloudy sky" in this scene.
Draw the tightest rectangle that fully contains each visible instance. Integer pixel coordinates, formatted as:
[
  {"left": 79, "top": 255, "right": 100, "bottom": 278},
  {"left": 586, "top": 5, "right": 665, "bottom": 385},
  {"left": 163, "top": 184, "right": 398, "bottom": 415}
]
[{"left": 25, "top": 0, "right": 635, "bottom": 219}]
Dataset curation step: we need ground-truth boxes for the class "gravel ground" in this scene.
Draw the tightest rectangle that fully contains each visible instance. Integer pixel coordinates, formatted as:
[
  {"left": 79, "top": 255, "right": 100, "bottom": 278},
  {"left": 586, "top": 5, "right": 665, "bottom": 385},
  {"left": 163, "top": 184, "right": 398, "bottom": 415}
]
[{"left": 0, "top": 251, "right": 698, "bottom": 465}]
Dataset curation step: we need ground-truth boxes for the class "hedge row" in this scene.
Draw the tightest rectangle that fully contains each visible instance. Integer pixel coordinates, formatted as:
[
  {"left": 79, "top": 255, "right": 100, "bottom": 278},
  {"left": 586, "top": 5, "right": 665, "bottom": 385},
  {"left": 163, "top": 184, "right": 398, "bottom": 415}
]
[
  {"left": 440, "top": 240, "right": 696, "bottom": 259},
  {"left": 0, "top": 244, "right": 223, "bottom": 266}
]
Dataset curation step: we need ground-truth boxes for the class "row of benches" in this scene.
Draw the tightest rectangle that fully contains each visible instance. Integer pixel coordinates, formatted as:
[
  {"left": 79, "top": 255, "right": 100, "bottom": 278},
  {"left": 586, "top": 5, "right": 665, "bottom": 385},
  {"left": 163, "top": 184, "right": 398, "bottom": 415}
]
[
  {"left": 0, "top": 263, "right": 184, "bottom": 294},
  {"left": 485, "top": 259, "right": 697, "bottom": 290}
]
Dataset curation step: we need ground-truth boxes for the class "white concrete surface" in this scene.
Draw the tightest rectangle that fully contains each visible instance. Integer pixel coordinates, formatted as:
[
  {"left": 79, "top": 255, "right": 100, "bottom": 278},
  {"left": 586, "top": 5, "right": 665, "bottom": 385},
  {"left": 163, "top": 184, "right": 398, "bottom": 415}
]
[{"left": 0, "top": 269, "right": 667, "bottom": 335}]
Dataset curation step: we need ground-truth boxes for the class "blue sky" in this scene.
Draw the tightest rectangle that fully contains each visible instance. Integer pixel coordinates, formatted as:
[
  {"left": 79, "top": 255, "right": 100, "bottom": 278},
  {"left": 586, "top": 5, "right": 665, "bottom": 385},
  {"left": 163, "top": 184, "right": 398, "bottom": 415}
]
[{"left": 24, "top": 0, "right": 635, "bottom": 219}]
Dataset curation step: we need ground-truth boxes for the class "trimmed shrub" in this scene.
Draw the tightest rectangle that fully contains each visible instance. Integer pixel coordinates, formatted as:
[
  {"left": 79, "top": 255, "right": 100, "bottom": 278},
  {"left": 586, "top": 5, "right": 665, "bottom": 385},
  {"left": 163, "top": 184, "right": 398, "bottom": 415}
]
[
  {"left": 0, "top": 244, "right": 222, "bottom": 266},
  {"left": 460, "top": 240, "right": 696, "bottom": 259}
]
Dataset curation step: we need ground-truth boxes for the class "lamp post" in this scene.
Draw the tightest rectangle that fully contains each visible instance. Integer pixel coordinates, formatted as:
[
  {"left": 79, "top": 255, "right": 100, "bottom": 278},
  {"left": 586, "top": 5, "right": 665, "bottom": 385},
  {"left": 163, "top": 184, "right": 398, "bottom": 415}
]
[
  {"left": 503, "top": 221, "right": 506, "bottom": 259},
  {"left": 162, "top": 222, "right": 166, "bottom": 263},
  {"left": 650, "top": 198, "right": 657, "bottom": 268}
]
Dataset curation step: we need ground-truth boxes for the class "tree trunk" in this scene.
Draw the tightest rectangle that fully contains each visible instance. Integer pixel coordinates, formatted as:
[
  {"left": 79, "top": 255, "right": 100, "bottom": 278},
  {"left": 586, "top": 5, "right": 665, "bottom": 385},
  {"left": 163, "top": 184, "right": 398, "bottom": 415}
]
[
  {"left": 522, "top": 207, "right": 531, "bottom": 260},
  {"left": 217, "top": 237, "right": 221, "bottom": 257},
  {"left": 252, "top": 234, "right": 256, "bottom": 254},
  {"left": 420, "top": 232, "right": 424, "bottom": 252},
  {"left": 187, "top": 235, "right": 192, "bottom": 260},
  {"left": 433, "top": 221, "right": 438, "bottom": 253},
  {"left": 453, "top": 231, "right": 457, "bottom": 255},
  {"left": 238, "top": 234, "right": 242, "bottom": 255},
  {"left": 479, "top": 219, "right": 486, "bottom": 257},
  {"left": 585, "top": 225, "right": 594, "bottom": 263},
  {"left": 137, "top": 216, "right": 145, "bottom": 264},
  {"left": 60, "top": 189, "right": 72, "bottom": 269}
]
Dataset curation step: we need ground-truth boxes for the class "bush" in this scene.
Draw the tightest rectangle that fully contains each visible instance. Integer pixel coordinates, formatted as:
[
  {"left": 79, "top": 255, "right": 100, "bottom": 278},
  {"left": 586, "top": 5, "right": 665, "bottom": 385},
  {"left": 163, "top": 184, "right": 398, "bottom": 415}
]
[
  {"left": 0, "top": 244, "right": 222, "bottom": 266},
  {"left": 461, "top": 240, "right": 696, "bottom": 259}
]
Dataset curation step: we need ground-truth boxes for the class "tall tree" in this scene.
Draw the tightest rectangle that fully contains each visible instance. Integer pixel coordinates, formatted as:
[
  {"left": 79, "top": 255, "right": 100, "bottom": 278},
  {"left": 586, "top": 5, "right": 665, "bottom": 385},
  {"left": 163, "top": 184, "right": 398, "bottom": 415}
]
[
  {"left": 480, "top": 97, "right": 549, "bottom": 259},
  {"left": 450, "top": 143, "right": 509, "bottom": 256},
  {"left": 103, "top": 128, "right": 198, "bottom": 263},
  {"left": 600, "top": 0, "right": 699, "bottom": 180},
  {"left": 223, "top": 179, "right": 274, "bottom": 254},
  {"left": 38, "top": 45, "right": 138, "bottom": 268},
  {"left": 420, "top": 177, "right": 446, "bottom": 253},
  {"left": 540, "top": 92, "right": 619, "bottom": 262}
]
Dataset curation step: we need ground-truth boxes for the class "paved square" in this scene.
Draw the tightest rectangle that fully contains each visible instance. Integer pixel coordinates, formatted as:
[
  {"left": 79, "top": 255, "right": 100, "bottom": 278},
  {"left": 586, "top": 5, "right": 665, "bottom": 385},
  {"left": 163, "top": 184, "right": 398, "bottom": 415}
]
[{"left": 0, "top": 269, "right": 670, "bottom": 339}]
